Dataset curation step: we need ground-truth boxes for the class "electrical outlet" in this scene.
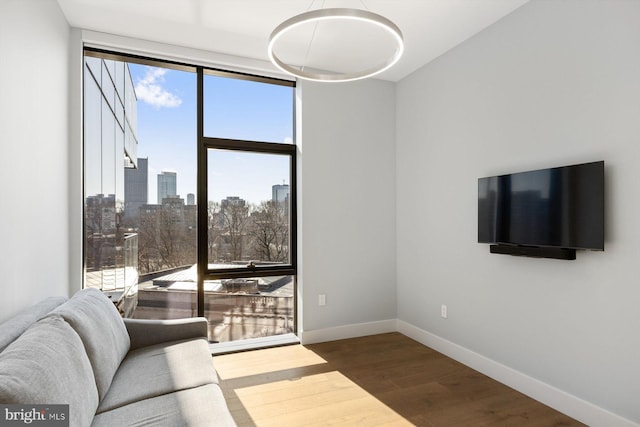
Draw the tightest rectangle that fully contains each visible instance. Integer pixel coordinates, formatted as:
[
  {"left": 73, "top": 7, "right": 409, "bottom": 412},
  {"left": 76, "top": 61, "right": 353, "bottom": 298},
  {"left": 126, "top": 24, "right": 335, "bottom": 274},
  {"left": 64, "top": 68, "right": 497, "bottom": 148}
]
[
  {"left": 318, "top": 294, "right": 326, "bottom": 306},
  {"left": 441, "top": 304, "right": 448, "bottom": 319}
]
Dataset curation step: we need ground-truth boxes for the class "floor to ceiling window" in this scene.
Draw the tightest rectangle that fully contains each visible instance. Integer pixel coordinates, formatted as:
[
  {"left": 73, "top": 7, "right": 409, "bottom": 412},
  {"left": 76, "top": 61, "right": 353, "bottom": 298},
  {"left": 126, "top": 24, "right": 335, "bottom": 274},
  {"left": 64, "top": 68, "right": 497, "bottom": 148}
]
[{"left": 83, "top": 49, "right": 296, "bottom": 344}]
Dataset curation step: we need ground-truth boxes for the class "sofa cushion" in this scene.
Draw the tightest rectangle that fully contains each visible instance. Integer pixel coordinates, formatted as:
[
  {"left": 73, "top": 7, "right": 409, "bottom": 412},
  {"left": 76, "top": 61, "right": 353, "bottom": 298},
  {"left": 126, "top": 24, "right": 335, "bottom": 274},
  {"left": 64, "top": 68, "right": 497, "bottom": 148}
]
[
  {"left": 50, "top": 288, "right": 130, "bottom": 400},
  {"left": 0, "top": 315, "right": 99, "bottom": 427},
  {"left": 97, "top": 338, "right": 218, "bottom": 413},
  {"left": 0, "top": 296, "right": 67, "bottom": 353},
  {"left": 92, "top": 384, "right": 236, "bottom": 427}
]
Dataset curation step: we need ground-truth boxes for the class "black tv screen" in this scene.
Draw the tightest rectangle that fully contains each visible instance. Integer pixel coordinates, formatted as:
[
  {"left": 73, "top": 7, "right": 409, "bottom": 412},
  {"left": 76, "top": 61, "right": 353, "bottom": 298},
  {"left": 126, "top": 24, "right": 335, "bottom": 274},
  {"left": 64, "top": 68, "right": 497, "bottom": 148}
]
[{"left": 478, "top": 161, "right": 604, "bottom": 250}]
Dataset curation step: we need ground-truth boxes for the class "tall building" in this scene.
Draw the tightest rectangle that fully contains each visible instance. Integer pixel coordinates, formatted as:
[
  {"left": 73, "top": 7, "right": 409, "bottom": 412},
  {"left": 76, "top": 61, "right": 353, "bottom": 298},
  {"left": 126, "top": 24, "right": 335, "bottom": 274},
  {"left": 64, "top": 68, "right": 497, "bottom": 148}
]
[
  {"left": 187, "top": 193, "right": 195, "bottom": 205},
  {"left": 272, "top": 184, "right": 289, "bottom": 204},
  {"left": 124, "top": 157, "right": 148, "bottom": 226},
  {"left": 157, "top": 171, "right": 177, "bottom": 204}
]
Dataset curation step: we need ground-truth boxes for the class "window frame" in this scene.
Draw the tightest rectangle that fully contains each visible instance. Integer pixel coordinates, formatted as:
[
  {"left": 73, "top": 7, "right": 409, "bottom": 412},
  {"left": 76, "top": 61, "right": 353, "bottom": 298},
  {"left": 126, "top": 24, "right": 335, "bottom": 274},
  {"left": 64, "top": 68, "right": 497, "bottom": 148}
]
[
  {"left": 198, "top": 138, "right": 298, "bottom": 280},
  {"left": 82, "top": 47, "right": 298, "bottom": 320},
  {"left": 196, "top": 67, "right": 297, "bottom": 316}
]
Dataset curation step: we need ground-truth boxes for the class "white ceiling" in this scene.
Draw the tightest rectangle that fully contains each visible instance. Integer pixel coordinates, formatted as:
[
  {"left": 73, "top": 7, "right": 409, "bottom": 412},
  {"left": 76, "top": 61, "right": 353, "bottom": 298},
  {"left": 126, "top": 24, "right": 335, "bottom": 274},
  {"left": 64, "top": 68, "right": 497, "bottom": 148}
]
[{"left": 57, "top": 0, "right": 529, "bottom": 82}]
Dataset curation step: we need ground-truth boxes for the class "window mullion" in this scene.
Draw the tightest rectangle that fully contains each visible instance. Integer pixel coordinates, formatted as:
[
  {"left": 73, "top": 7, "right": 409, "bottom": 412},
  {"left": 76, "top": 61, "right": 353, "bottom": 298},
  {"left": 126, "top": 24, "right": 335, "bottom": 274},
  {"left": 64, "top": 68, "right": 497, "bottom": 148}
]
[{"left": 197, "top": 66, "right": 206, "bottom": 317}]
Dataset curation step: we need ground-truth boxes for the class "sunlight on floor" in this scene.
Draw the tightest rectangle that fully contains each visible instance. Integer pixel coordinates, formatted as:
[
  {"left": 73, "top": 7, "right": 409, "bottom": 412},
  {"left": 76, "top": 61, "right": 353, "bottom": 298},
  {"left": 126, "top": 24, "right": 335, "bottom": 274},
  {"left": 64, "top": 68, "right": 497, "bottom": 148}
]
[
  {"left": 213, "top": 345, "right": 327, "bottom": 380},
  {"left": 233, "top": 371, "right": 413, "bottom": 426},
  {"left": 213, "top": 345, "right": 412, "bottom": 426}
]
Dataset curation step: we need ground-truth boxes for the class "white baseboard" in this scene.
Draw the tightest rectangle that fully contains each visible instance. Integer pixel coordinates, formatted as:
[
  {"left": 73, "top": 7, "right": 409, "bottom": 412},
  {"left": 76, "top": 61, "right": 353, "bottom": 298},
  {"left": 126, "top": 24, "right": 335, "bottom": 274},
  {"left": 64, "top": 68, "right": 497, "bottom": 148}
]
[
  {"left": 299, "top": 318, "right": 637, "bottom": 425},
  {"left": 396, "top": 320, "right": 638, "bottom": 427},
  {"left": 300, "top": 319, "right": 396, "bottom": 345}
]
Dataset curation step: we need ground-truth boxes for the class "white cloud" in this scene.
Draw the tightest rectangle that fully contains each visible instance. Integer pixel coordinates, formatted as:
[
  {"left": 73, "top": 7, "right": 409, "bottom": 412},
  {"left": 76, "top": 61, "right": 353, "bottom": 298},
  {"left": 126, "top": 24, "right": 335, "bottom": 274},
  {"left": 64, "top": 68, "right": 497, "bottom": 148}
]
[{"left": 135, "top": 67, "right": 182, "bottom": 109}]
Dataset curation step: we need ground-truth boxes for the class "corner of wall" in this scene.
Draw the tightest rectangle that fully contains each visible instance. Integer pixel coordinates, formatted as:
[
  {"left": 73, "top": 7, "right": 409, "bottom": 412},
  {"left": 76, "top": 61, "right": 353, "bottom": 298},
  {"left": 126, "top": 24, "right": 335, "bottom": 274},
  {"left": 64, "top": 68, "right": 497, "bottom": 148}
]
[
  {"left": 396, "top": 320, "right": 638, "bottom": 427},
  {"left": 68, "top": 27, "right": 84, "bottom": 296}
]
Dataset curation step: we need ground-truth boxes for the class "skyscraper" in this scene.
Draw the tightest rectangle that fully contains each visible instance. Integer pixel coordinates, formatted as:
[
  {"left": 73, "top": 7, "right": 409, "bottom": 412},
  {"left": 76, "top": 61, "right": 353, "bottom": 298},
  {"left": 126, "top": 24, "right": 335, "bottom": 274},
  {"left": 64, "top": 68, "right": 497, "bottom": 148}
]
[
  {"left": 272, "top": 184, "right": 289, "bottom": 204},
  {"left": 124, "top": 157, "right": 148, "bottom": 226},
  {"left": 187, "top": 193, "right": 195, "bottom": 205},
  {"left": 157, "top": 171, "right": 177, "bottom": 204}
]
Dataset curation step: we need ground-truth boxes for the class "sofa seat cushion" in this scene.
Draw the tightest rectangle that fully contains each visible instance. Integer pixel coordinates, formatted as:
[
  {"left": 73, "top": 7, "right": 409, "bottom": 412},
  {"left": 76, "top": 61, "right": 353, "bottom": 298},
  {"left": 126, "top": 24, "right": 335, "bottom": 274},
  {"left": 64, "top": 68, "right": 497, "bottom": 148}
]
[
  {"left": 92, "top": 384, "right": 236, "bottom": 427},
  {"left": 0, "top": 315, "right": 99, "bottom": 427},
  {"left": 97, "top": 338, "right": 218, "bottom": 413},
  {"left": 51, "top": 288, "right": 130, "bottom": 401}
]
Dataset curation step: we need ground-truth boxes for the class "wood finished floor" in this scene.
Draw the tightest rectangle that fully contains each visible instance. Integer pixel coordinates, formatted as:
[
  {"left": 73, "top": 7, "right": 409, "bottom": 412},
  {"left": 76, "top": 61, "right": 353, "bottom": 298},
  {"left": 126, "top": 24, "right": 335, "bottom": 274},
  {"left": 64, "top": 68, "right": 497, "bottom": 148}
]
[{"left": 213, "top": 333, "right": 584, "bottom": 427}]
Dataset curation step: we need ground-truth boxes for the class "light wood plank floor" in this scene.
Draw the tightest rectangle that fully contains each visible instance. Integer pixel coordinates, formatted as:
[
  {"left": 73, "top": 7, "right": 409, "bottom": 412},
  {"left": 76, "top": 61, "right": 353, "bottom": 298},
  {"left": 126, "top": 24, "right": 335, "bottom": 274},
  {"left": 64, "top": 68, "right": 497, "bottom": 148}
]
[{"left": 213, "top": 333, "right": 584, "bottom": 426}]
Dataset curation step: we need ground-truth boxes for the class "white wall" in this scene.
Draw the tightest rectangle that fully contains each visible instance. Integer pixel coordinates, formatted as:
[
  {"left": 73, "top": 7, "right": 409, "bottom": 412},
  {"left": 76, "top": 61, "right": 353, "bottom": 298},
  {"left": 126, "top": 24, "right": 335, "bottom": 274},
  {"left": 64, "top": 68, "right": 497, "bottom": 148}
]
[
  {"left": 397, "top": 0, "right": 640, "bottom": 423},
  {"left": 0, "top": 7, "right": 398, "bottom": 337},
  {"left": 299, "top": 79, "right": 397, "bottom": 338},
  {"left": 0, "top": 0, "right": 71, "bottom": 322},
  {"left": 2, "top": 0, "right": 634, "bottom": 422}
]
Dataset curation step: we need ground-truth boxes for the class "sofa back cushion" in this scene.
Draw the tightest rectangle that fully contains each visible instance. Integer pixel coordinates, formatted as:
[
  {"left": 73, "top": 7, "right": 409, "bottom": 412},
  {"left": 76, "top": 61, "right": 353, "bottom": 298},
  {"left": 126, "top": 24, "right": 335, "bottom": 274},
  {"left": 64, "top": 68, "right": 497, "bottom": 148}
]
[
  {"left": 0, "top": 296, "right": 67, "bottom": 353},
  {"left": 51, "top": 288, "right": 130, "bottom": 401},
  {"left": 0, "top": 315, "right": 99, "bottom": 427}
]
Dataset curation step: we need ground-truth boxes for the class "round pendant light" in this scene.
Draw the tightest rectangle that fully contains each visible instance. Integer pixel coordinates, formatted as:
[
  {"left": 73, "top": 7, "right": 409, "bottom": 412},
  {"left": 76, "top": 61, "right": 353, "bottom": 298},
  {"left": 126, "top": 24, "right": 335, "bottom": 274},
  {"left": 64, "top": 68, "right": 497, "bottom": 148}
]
[{"left": 268, "top": 8, "right": 404, "bottom": 83}]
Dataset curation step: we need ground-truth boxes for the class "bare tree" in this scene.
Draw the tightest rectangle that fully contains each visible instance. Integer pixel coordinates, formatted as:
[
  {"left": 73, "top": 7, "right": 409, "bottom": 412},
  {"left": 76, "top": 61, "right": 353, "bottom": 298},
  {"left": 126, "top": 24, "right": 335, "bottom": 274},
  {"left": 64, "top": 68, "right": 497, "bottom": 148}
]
[
  {"left": 248, "top": 201, "right": 289, "bottom": 263},
  {"left": 135, "top": 196, "right": 291, "bottom": 273},
  {"left": 220, "top": 201, "right": 249, "bottom": 262},
  {"left": 137, "top": 203, "right": 196, "bottom": 273},
  {"left": 137, "top": 211, "right": 159, "bottom": 273},
  {"left": 207, "top": 201, "right": 223, "bottom": 262}
]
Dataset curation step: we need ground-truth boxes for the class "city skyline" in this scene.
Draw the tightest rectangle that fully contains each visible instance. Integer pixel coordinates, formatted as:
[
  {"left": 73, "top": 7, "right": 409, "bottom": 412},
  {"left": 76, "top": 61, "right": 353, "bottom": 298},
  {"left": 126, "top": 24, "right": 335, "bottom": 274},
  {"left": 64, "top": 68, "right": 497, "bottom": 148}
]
[
  {"left": 129, "top": 63, "right": 293, "bottom": 205},
  {"left": 123, "top": 159, "right": 290, "bottom": 213}
]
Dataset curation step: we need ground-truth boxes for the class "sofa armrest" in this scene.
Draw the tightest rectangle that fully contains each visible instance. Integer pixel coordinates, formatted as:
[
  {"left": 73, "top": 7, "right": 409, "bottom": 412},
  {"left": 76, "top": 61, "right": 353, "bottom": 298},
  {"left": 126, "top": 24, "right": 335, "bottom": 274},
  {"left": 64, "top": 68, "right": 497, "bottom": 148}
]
[{"left": 124, "top": 317, "right": 209, "bottom": 351}]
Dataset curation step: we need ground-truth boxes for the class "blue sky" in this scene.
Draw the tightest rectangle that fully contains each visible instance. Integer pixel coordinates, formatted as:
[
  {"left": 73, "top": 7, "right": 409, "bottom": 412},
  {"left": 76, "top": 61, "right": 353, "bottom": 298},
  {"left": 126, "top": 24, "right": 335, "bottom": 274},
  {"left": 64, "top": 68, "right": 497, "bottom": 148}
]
[{"left": 129, "top": 64, "right": 294, "bottom": 205}]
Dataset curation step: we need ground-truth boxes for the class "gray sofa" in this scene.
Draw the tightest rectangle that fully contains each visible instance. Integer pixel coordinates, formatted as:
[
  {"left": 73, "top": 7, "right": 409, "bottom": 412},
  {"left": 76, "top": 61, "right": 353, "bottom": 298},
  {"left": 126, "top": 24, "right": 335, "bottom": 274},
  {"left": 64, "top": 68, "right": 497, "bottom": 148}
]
[{"left": 0, "top": 288, "right": 236, "bottom": 427}]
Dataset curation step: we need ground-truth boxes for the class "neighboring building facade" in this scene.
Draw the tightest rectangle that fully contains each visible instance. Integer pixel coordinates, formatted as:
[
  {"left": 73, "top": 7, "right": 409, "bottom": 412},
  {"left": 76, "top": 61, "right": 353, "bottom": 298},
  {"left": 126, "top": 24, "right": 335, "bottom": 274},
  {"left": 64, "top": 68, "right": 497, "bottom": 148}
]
[
  {"left": 83, "top": 53, "right": 139, "bottom": 294},
  {"left": 221, "top": 196, "right": 246, "bottom": 209}
]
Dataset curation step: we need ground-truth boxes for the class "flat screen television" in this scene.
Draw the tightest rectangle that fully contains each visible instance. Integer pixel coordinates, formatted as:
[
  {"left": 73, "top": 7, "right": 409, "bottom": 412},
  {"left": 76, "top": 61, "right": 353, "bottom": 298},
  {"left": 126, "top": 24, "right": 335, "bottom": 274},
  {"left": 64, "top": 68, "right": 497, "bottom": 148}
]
[{"left": 478, "top": 161, "right": 604, "bottom": 259}]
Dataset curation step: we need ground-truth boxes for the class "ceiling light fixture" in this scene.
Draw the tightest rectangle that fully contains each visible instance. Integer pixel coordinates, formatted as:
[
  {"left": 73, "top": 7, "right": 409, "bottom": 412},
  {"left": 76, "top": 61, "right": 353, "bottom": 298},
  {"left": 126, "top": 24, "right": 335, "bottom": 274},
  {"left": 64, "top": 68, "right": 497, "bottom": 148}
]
[{"left": 268, "top": 8, "right": 404, "bottom": 83}]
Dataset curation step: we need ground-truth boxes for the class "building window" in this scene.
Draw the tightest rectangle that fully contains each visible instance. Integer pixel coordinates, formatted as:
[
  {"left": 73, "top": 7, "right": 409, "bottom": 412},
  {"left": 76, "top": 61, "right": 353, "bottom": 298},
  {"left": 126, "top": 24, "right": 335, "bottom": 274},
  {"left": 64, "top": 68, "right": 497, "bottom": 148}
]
[{"left": 83, "top": 49, "right": 296, "bottom": 344}]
